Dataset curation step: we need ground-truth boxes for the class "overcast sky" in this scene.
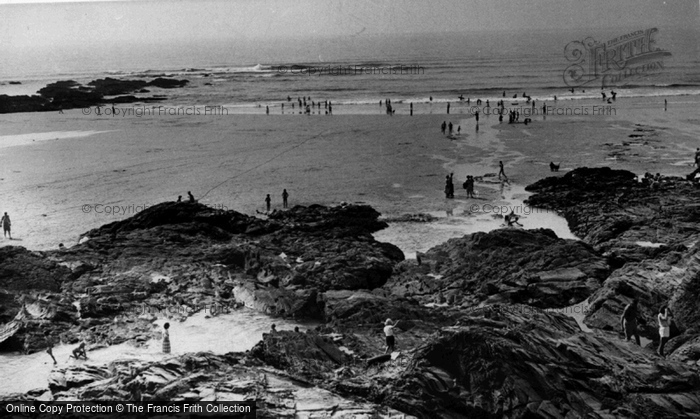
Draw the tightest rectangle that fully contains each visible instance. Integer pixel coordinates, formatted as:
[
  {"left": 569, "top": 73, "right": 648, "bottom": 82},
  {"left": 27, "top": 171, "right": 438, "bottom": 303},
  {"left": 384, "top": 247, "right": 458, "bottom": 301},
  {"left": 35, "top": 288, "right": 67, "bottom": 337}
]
[{"left": 1, "top": 0, "right": 698, "bottom": 50}]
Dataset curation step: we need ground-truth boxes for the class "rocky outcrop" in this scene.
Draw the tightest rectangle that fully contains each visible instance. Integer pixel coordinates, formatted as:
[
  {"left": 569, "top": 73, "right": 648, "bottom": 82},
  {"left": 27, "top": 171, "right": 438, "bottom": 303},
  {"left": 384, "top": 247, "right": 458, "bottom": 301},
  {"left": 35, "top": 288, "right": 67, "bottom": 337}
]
[
  {"left": 385, "top": 228, "right": 609, "bottom": 308},
  {"left": 3, "top": 182, "right": 700, "bottom": 418},
  {"left": 0, "top": 77, "right": 188, "bottom": 114},
  {"left": 526, "top": 167, "right": 700, "bottom": 359}
]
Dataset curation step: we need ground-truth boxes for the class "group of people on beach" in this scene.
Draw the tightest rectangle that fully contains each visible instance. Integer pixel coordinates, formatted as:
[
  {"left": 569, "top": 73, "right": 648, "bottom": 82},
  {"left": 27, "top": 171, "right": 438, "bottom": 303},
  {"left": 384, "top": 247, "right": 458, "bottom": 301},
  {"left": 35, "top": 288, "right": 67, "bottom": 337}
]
[
  {"left": 0, "top": 212, "right": 10, "bottom": 240},
  {"left": 279, "top": 96, "right": 333, "bottom": 115},
  {"left": 621, "top": 299, "right": 673, "bottom": 357},
  {"left": 441, "top": 121, "right": 461, "bottom": 136},
  {"left": 442, "top": 162, "right": 508, "bottom": 199}
]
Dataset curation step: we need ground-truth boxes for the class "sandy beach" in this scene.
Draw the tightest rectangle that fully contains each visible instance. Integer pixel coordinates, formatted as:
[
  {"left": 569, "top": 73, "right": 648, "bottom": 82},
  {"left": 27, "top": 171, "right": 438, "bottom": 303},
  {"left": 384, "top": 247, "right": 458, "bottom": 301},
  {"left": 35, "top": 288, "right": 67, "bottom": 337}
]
[{"left": 1, "top": 95, "right": 699, "bottom": 254}]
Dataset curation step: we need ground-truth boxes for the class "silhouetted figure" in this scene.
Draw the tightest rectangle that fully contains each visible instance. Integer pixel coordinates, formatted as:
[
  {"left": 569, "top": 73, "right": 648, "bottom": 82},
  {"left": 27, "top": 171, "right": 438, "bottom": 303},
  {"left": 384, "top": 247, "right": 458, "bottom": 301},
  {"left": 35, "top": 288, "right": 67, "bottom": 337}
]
[
  {"left": 657, "top": 306, "right": 672, "bottom": 357},
  {"left": 458, "top": 94, "right": 464, "bottom": 101},
  {"left": 457, "top": 126, "right": 461, "bottom": 135},
  {"left": 177, "top": 196, "right": 182, "bottom": 202},
  {"left": 447, "top": 102, "right": 450, "bottom": 114},
  {"left": 448, "top": 122, "right": 453, "bottom": 135},
  {"left": 441, "top": 121, "right": 447, "bottom": 135},
  {"left": 621, "top": 300, "right": 640, "bottom": 346},
  {"left": 475, "top": 111, "right": 479, "bottom": 123},
  {"left": 444, "top": 174, "right": 454, "bottom": 198},
  {"left": 664, "top": 99, "right": 667, "bottom": 111},
  {"left": 270, "top": 324, "right": 277, "bottom": 333},
  {"left": 503, "top": 91, "right": 506, "bottom": 97},
  {"left": 498, "top": 161, "right": 507, "bottom": 180},
  {"left": 187, "top": 191, "right": 195, "bottom": 203},
  {"left": 282, "top": 189, "right": 289, "bottom": 208},
  {"left": 265, "top": 194, "right": 271, "bottom": 212},
  {"left": 1, "top": 212, "right": 11, "bottom": 239},
  {"left": 464, "top": 175, "right": 475, "bottom": 198},
  {"left": 550, "top": 162, "right": 560, "bottom": 172},
  {"left": 410, "top": 102, "right": 413, "bottom": 116},
  {"left": 44, "top": 331, "right": 57, "bottom": 365},
  {"left": 429, "top": 96, "right": 433, "bottom": 102}
]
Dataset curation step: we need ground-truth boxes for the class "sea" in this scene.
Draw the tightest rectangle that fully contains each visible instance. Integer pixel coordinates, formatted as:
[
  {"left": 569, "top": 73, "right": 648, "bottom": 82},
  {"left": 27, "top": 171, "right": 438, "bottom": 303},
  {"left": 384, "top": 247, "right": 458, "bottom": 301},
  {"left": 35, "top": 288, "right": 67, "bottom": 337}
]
[{"left": 1, "top": 28, "right": 699, "bottom": 112}]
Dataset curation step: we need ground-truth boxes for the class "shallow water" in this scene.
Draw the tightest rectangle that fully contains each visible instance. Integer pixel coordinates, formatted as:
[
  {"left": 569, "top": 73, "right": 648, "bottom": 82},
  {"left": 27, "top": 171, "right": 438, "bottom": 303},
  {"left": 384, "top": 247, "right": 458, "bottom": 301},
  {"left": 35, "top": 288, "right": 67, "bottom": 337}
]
[
  {"left": 373, "top": 183, "right": 577, "bottom": 259},
  {"left": 0, "top": 309, "right": 317, "bottom": 396}
]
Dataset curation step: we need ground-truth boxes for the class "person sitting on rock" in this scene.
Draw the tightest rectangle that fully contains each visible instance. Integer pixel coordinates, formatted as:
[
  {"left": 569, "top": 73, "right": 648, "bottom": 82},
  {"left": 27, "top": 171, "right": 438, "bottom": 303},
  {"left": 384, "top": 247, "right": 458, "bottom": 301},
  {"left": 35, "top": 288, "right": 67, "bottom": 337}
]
[
  {"left": 70, "top": 342, "right": 88, "bottom": 360},
  {"left": 187, "top": 191, "right": 196, "bottom": 203},
  {"left": 384, "top": 318, "right": 399, "bottom": 354},
  {"left": 620, "top": 299, "right": 640, "bottom": 346}
]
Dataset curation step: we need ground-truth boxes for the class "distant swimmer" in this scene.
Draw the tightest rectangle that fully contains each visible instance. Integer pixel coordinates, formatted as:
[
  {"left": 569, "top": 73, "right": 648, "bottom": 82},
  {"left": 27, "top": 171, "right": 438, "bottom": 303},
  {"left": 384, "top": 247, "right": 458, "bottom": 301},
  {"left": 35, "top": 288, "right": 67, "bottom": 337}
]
[
  {"left": 187, "top": 191, "right": 195, "bottom": 203},
  {"left": 282, "top": 189, "right": 289, "bottom": 208},
  {"left": 265, "top": 194, "right": 271, "bottom": 212},
  {"left": 458, "top": 94, "right": 464, "bottom": 101},
  {"left": 430, "top": 96, "right": 433, "bottom": 102},
  {"left": 266, "top": 106, "right": 269, "bottom": 115},
  {"left": 570, "top": 88, "right": 574, "bottom": 94},
  {"left": 1, "top": 212, "right": 11, "bottom": 239},
  {"left": 503, "top": 91, "right": 506, "bottom": 97}
]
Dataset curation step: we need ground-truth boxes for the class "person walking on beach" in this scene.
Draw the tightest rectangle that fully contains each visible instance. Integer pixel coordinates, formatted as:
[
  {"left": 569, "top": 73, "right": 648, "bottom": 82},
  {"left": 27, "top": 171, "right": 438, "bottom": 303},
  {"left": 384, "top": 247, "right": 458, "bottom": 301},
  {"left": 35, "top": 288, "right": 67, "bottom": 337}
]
[
  {"left": 657, "top": 306, "right": 672, "bottom": 357},
  {"left": 620, "top": 299, "right": 640, "bottom": 346},
  {"left": 475, "top": 111, "right": 479, "bottom": 124},
  {"left": 384, "top": 318, "right": 399, "bottom": 354},
  {"left": 498, "top": 161, "right": 508, "bottom": 181},
  {"left": 441, "top": 121, "right": 447, "bottom": 135},
  {"left": 265, "top": 194, "right": 271, "bottom": 212},
  {"left": 448, "top": 122, "right": 453, "bottom": 135},
  {"left": 447, "top": 102, "right": 450, "bottom": 114},
  {"left": 162, "top": 323, "right": 171, "bottom": 354},
  {"left": 45, "top": 331, "right": 57, "bottom": 365},
  {"left": 444, "top": 173, "right": 454, "bottom": 198},
  {"left": 282, "top": 189, "right": 289, "bottom": 209},
  {"left": 1, "top": 212, "right": 11, "bottom": 239}
]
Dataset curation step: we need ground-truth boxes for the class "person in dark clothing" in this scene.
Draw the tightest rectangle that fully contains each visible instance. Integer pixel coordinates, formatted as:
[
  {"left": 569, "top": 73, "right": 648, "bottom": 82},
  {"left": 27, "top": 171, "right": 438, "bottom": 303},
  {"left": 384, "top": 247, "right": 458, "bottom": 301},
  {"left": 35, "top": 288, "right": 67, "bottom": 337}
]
[
  {"left": 282, "top": 189, "right": 289, "bottom": 209},
  {"left": 187, "top": 191, "right": 195, "bottom": 203},
  {"left": 265, "top": 194, "right": 271, "bottom": 212}
]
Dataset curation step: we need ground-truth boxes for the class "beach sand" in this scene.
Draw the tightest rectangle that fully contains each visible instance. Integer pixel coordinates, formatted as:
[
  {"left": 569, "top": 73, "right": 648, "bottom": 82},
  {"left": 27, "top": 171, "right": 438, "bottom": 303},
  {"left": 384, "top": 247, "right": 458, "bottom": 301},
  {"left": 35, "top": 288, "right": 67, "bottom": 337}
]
[{"left": 1, "top": 95, "right": 699, "bottom": 253}]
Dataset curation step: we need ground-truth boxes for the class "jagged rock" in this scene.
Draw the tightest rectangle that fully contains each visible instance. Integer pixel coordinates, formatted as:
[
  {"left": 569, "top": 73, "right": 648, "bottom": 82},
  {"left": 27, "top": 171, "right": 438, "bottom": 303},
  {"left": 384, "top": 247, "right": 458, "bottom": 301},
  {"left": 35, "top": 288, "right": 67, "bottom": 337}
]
[{"left": 386, "top": 228, "right": 609, "bottom": 308}]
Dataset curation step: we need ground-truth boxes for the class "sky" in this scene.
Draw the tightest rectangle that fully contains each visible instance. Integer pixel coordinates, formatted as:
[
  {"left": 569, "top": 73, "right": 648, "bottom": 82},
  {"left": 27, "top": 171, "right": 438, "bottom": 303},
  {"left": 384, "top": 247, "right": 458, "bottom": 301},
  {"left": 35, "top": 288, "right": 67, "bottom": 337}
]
[{"left": 1, "top": 0, "right": 698, "bottom": 50}]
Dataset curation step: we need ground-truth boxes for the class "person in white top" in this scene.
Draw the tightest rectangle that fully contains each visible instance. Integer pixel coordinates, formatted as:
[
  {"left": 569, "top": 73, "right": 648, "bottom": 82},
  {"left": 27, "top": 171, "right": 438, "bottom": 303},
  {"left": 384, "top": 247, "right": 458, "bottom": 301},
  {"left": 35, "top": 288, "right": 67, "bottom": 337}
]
[
  {"left": 657, "top": 306, "right": 672, "bottom": 357},
  {"left": 384, "top": 318, "right": 399, "bottom": 354}
]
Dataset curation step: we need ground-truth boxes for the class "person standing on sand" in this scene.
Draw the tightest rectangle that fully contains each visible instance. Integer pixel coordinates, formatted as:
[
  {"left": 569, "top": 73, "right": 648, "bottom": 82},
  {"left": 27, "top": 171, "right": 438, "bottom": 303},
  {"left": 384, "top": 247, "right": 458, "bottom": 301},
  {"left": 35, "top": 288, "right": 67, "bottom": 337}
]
[
  {"left": 498, "top": 161, "right": 507, "bottom": 181},
  {"left": 657, "top": 306, "right": 672, "bottom": 357},
  {"left": 162, "top": 323, "right": 171, "bottom": 354},
  {"left": 1, "top": 212, "right": 11, "bottom": 239},
  {"left": 620, "top": 299, "right": 640, "bottom": 346},
  {"left": 441, "top": 121, "right": 447, "bottom": 135},
  {"left": 282, "top": 189, "right": 289, "bottom": 209},
  {"left": 384, "top": 318, "right": 399, "bottom": 354},
  {"left": 265, "top": 194, "right": 271, "bottom": 212},
  {"left": 448, "top": 122, "right": 453, "bottom": 135}
]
